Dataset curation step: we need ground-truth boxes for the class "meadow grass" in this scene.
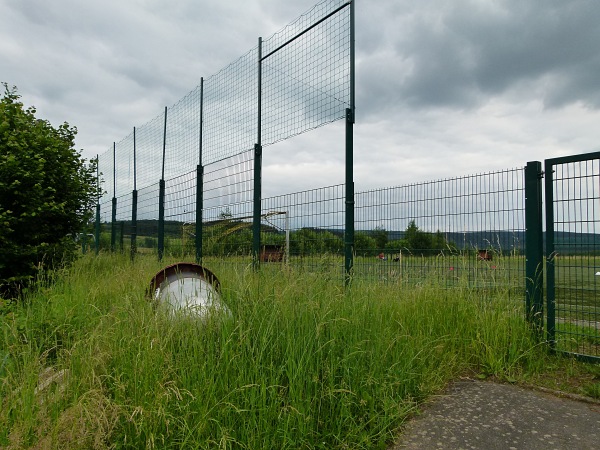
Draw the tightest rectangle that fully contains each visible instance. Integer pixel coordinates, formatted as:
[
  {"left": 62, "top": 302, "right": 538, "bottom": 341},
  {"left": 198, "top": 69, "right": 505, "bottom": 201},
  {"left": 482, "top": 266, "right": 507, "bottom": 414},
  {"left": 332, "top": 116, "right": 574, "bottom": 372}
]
[{"left": 0, "top": 253, "right": 596, "bottom": 449}]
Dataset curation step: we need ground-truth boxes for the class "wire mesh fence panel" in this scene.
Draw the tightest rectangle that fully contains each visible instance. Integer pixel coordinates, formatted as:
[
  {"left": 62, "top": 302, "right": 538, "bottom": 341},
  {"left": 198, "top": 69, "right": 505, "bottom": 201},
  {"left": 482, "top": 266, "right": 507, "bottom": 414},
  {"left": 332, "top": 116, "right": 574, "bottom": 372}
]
[
  {"left": 97, "top": 149, "right": 115, "bottom": 200},
  {"left": 163, "top": 170, "right": 197, "bottom": 258},
  {"left": 203, "top": 51, "right": 257, "bottom": 165},
  {"left": 135, "top": 182, "right": 160, "bottom": 254},
  {"left": 355, "top": 169, "right": 526, "bottom": 296},
  {"left": 114, "top": 192, "right": 132, "bottom": 254},
  {"left": 94, "top": 0, "right": 352, "bottom": 204},
  {"left": 261, "top": 184, "right": 345, "bottom": 273},
  {"left": 164, "top": 87, "right": 202, "bottom": 178},
  {"left": 262, "top": 0, "right": 351, "bottom": 146},
  {"left": 200, "top": 184, "right": 345, "bottom": 275},
  {"left": 114, "top": 132, "right": 135, "bottom": 197},
  {"left": 134, "top": 113, "right": 166, "bottom": 192},
  {"left": 201, "top": 151, "right": 255, "bottom": 263},
  {"left": 94, "top": 0, "right": 353, "bottom": 270},
  {"left": 98, "top": 199, "right": 112, "bottom": 250},
  {"left": 203, "top": 151, "right": 254, "bottom": 213},
  {"left": 546, "top": 155, "right": 600, "bottom": 360}
]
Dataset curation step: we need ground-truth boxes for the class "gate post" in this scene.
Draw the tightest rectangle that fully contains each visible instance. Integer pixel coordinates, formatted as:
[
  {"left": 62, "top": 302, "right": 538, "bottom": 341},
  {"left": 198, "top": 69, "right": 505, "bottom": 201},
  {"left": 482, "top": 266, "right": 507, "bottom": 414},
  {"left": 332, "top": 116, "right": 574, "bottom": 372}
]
[{"left": 525, "top": 161, "right": 544, "bottom": 334}]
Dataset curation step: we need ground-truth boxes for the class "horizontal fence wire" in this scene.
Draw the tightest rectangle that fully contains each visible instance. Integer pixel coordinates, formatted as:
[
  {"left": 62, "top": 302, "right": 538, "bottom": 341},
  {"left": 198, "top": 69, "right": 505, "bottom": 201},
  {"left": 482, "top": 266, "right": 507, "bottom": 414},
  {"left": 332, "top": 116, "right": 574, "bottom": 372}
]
[
  {"left": 354, "top": 169, "right": 526, "bottom": 295},
  {"left": 550, "top": 158, "right": 600, "bottom": 358}
]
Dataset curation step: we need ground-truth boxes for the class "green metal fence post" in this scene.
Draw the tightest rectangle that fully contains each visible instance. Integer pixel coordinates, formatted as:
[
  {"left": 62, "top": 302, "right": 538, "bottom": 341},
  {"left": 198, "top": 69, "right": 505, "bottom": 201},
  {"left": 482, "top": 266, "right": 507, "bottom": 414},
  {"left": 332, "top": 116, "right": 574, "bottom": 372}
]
[
  {"left": 253, "top": 143, "right": 263, "bottom": 270},
  {"left": 158, "top": 180, "right": 165, "bottom": 261},
  {"left": 544, "top": 159, "right": 556, "bottom": 349},
  {"left": 111, "top": 198, "right": 117, "bottom": 252},
  {"left": 253, "top": 37, "right": 263, "bottom": 271},
  {"left": 95, "top": 154, "right": 100, "bottom": 255},
  {"left": 344, "top": 108, "right": 354, "bottom": 285},
  {"left": 131, "top": 126, "right": 138, "bottom": 261},
  {"left": 196, "top": 77, "right": 204, "bottom": 264},
  {"left": 524, "top": 161, "right": 544, "bottom": 334},
  {"left": 110, "top": 142, "right": 116, "bottom": 253},
  {"left": 344, "top": 0, "right": 356, "bottom": 285},
  {"left": 196, "top": 164, "right": 203, "bottom": 263},
  {"left": 158, "top": 107, "right": 167, "bottom": 261},
  {"left": 95, "top": 203, "right": 100, "bottom": 255},
  {"left": 131, "top": 190, "right": 137, "bottom": 259}
]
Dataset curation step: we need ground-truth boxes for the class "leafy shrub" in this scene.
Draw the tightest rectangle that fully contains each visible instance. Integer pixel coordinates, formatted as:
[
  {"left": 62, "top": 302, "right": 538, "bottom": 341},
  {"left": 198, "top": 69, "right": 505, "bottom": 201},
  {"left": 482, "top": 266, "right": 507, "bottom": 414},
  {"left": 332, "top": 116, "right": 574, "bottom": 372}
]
[{"left": 0, "top": 84, "right": 100, "bottom": 297}]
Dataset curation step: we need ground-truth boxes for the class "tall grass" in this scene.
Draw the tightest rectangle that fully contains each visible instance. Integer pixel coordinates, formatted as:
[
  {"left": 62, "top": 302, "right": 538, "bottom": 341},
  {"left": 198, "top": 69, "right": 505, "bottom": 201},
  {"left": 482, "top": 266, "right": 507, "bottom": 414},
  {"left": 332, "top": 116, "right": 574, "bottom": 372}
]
[{"left": 1, "top": 253, "right": 544, "bottom": 449}]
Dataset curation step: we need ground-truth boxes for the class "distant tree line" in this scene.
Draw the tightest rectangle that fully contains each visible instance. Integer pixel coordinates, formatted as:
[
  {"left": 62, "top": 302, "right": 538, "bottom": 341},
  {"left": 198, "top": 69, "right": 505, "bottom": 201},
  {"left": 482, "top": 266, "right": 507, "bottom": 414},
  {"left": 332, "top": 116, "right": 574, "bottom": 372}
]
[{"left": 100, "top": 219, "right": 458, "bottom": 258}]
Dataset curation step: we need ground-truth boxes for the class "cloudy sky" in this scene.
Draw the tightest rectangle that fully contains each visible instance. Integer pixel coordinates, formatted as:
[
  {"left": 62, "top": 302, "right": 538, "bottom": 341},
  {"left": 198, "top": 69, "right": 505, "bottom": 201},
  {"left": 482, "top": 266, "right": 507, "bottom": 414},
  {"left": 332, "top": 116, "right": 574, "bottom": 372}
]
[{"left": 2, "top": 0, "right": 600, "bottom": 197}]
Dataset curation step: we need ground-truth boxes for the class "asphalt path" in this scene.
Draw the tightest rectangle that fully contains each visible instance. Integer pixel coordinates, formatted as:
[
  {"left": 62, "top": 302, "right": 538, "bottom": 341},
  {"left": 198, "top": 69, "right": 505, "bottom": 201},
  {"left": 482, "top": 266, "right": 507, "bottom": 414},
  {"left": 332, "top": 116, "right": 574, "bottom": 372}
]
[{"left": 391, "top": 379, "right": 600, "bottom": 450}]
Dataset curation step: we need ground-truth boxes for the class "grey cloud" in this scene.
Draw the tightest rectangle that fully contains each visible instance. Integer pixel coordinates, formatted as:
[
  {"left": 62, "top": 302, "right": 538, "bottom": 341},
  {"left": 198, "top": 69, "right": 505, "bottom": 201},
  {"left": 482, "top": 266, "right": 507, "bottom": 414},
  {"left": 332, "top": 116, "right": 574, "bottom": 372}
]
[
  {"left": 2, "top": 0, "right": 600, "bottom": 195},
  {"left": 357, "top": 0, "right": 600, "bottom": 118}
]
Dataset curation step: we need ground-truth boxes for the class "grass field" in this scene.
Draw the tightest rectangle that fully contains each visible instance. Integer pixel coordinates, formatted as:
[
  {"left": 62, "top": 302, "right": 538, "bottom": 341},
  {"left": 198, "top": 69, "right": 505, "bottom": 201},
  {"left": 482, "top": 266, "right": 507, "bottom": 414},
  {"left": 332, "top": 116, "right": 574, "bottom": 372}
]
[{"left": 1, "top": 253, "right": 599, "bottom": 449}]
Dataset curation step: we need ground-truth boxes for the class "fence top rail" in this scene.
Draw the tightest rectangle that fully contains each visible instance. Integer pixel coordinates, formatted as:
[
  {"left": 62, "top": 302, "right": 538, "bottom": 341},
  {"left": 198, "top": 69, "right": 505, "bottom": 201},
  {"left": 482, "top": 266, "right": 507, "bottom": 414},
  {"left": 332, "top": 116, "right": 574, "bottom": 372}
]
[
  {"left": 545, "top": 151, "right": 600, "bottom": 166},
  {"left": 261, "top": 1, "right": 351, "bottom": 61}
]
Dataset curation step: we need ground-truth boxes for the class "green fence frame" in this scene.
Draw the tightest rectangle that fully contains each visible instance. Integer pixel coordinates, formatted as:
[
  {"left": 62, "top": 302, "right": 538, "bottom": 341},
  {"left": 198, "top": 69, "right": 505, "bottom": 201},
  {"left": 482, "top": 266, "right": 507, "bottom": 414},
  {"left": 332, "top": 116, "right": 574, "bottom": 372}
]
[{"left": 544, "top": 151, "right": 600, "bottom": 362}]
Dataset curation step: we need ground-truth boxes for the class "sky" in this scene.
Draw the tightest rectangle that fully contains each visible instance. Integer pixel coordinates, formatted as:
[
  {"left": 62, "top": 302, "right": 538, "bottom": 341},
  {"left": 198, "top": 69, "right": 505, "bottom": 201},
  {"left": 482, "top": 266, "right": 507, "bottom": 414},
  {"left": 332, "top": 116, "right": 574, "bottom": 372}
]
[{"left": 2, "top": 0, "right": 600, "bottom": 198}]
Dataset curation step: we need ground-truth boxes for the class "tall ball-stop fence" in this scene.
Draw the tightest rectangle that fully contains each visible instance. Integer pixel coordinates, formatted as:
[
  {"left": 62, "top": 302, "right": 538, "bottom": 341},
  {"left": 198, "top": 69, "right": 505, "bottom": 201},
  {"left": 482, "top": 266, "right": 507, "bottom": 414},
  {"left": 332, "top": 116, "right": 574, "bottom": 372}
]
[
  {"left": 96, "top": 0, "right": 355, "bottom": 275},
  {"left": 92, "top": 0, "right": 599, "bottom": 362}
]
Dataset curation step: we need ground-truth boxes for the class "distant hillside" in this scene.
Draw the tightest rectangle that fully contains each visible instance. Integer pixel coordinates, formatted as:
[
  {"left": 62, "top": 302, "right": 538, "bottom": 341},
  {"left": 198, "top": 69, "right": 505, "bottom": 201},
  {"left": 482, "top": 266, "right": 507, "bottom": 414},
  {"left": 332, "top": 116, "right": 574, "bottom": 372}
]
[
  {"left": 99, "top": 220, "right": 600, "bottom": 254},
  {"left": 101, "top": 219, "right": 278, "bottom": 239}
]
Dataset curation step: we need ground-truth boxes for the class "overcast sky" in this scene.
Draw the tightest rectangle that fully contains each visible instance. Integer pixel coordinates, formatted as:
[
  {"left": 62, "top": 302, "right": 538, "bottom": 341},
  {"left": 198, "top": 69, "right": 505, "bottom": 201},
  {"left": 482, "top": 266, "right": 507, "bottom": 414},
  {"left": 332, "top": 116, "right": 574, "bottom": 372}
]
[{"left": 2, "top": 0, "right": 600, "bottom": 197}]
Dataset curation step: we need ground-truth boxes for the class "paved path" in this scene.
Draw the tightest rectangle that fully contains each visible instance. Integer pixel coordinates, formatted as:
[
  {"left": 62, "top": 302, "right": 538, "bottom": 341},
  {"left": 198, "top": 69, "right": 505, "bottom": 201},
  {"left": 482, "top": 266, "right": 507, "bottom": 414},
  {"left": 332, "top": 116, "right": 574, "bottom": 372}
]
[{"left": 391, "top": 380, "right": 600, "bottom": 450}]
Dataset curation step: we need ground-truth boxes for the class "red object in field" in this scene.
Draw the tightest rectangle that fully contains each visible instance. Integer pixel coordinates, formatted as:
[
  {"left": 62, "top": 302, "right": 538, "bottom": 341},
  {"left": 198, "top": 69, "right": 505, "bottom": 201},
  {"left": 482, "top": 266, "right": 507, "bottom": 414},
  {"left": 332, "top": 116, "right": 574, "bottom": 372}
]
[
  {"left": 260, "top": 244, "right": 284, "bottom": 262},
  {"left": 478, "top": 250, "right": 492, "bottom": 261}
]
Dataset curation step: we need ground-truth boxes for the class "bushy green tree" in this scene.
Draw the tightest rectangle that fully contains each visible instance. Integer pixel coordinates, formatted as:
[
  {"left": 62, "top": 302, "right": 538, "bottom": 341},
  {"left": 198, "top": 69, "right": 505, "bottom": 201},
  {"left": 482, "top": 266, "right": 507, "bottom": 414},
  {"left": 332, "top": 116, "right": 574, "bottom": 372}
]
[
  {"left": 354, "top": 231, "right": 377, "bottom": 256},
  {"left": 290, "top": 228, "right": 343, "bottom": 255},
  {"left": 396, "top": 220, "right": 457, "bottom": 256},
  {"left": 371, "top": 226, "right": 388, "bottom": 250},
  {"left": 0, "top": 84, "right": 100, "bottom": 297}
]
